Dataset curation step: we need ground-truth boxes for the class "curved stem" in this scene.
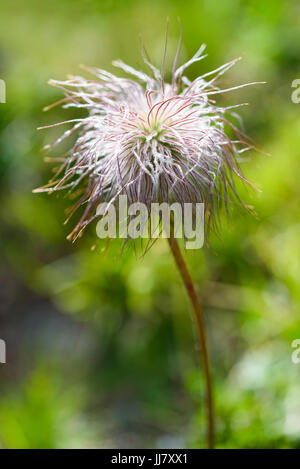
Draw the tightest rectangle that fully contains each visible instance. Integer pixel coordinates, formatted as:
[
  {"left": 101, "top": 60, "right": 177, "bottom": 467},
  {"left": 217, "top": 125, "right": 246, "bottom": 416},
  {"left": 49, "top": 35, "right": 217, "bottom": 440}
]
[{"left": 167, "top": 235, "right": 214, "bottom": 449}]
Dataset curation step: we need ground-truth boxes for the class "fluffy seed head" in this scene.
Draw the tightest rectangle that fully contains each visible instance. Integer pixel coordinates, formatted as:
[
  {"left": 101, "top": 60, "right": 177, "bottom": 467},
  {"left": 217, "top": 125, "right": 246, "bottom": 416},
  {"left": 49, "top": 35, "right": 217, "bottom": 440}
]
[{"left": 36, "top": 40, "right": 260, "bottom": 241}]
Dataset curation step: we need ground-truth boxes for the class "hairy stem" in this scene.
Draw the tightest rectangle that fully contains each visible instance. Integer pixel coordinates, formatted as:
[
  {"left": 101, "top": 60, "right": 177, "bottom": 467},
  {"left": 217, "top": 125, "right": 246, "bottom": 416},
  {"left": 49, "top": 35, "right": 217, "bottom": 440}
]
[{"left": 167, "top": 235, "right": 214, "bottom": 449}]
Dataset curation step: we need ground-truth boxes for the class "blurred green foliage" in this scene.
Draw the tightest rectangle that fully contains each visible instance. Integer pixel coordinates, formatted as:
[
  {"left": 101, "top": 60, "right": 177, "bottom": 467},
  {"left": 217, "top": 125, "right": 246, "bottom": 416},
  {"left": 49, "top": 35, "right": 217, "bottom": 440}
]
[{"left": 0, "top": 0, "right": 300, "bottom": 449}]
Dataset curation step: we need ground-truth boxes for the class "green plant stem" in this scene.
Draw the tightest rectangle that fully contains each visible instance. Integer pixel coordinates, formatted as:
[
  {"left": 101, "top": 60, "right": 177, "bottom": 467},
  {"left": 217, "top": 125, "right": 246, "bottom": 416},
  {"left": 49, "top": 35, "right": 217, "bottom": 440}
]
[{"left": 167, "top": 235, "right": 214, "bottom": 449}]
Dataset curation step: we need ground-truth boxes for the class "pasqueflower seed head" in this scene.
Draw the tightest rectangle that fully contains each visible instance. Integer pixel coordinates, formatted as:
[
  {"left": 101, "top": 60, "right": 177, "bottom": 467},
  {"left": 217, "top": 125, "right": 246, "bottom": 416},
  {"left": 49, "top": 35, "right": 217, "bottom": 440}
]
[{"left": 35, "top": 39, "right": 261, "bottom": 241}]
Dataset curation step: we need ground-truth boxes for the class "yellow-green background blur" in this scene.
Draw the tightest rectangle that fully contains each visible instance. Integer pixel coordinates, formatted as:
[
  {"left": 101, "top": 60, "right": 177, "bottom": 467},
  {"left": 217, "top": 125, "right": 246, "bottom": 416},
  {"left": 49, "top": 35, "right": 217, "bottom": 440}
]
[{"left": 0, "top": 0, "right": 300, "bottom": 449}]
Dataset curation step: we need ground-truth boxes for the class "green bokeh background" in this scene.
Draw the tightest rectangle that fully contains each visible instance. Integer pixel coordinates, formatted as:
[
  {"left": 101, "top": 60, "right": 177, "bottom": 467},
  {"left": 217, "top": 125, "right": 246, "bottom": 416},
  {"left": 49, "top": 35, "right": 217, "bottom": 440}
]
[{"left": 0, "top": 0, "right": 300, "bottom": 449}]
